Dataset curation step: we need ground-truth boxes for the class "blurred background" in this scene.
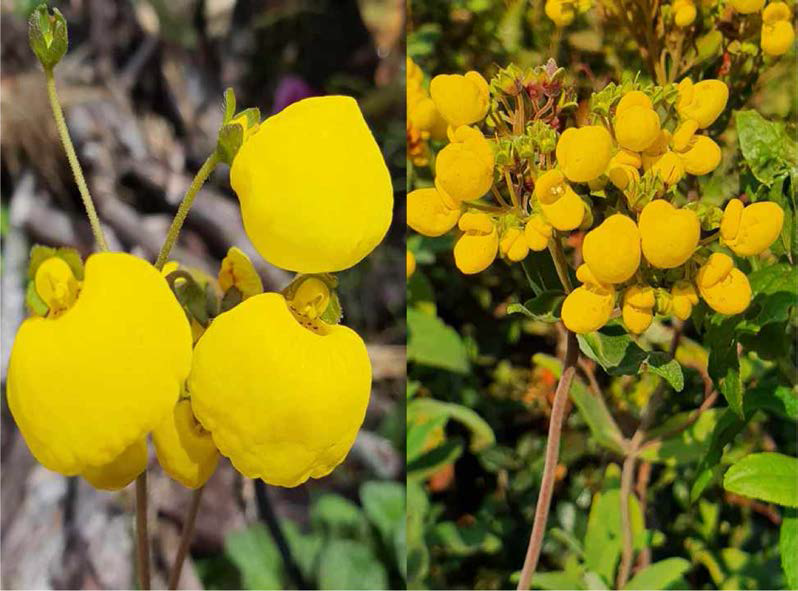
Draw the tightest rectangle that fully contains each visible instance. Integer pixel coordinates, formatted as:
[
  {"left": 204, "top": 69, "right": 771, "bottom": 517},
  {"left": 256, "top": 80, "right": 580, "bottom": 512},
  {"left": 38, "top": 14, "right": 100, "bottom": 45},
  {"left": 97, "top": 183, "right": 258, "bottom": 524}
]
[
  {"left": 407, "top": 1, "right": 796, "bottom": 590},
  {"left": 1, "top": 0, "right": 406, "bottom": 589}
]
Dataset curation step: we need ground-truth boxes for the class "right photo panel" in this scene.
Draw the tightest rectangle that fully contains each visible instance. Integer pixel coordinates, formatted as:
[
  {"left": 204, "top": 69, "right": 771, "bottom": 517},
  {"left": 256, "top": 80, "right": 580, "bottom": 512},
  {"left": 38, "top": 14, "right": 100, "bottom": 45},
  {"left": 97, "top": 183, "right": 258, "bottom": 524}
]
[{"left": 406, "top": 1, "right": 798, "bottom": 590}]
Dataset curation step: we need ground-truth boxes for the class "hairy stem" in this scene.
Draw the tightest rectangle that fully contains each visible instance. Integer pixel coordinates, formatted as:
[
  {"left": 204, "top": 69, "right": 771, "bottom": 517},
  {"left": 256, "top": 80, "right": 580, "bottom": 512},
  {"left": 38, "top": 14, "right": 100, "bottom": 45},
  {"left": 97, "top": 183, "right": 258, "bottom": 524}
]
[
  {"left": 168, "top": 487, "right": 204, "bottom": 590},
  {"left": 45, "top": 68, "right": 108, "bottom": 251},
  {"left": 516, "top": 330, "right": 579, "bottom": 590},
  {"left": 135, "top": 473, "right": 151, "bottom": 590},
  {"left": 155, "top": 152, "right": 220, "bottom": 270}
]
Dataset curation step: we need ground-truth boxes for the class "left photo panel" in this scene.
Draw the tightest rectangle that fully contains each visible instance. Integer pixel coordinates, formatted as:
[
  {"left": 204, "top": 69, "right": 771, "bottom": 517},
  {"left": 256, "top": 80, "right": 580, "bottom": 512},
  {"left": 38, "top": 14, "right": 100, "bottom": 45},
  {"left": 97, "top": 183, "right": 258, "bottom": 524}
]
[{"left": 0, "top": 1, "right": 407, "bottom": 589}]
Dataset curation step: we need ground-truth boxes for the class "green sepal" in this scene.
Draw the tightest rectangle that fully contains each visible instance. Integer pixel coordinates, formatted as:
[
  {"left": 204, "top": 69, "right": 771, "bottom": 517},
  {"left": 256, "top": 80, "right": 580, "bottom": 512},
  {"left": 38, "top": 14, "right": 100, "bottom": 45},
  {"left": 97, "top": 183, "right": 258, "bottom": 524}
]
[
  {"left": 319, "top": 291, "right": 343, "bottom": 325},
  {"left": 25, "top": 281, "right": 49, "bottom": 317},
  {"left": 222, "top": 87, "right": 236, "bottom": 124},
  {"left": 28, "top": 4, "right": 68, "bottom": 70},
  {"left": 684, "top": 202, "right": 724, "bottom": 232},
  {"left": 166, "top": 270, "right": 210, "bottom": 326},
  {"left": 27, "top": 244, "right": 84, "bottom": 281},
  {"left": 216, "top": 123, "right": 244, "bottom": 166}
]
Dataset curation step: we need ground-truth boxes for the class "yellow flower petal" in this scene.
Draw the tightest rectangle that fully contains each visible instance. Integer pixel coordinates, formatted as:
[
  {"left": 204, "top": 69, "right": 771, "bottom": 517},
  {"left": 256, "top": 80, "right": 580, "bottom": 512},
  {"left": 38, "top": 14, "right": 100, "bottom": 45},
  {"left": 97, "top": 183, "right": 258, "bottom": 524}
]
[
  {"left": 676, "top": 78, "right": 729, "bottom": 128},
  {"left": 696, "top": 253, "right": 751, "bottom": 315},
  {"left": 435, "top": 126, "right": 495, "bottom": 203},
  {"left": 82, "top": 438, "right": 147, "bottom": 491},
  {"left": 218, "top": 246, "right": 264, "bottom": 299},
  {"left": 639, "top": 200, "right": 700, "bottom": 268},
  {"left": 500, "top": 227, "right": 529, "bottom": 262},
  {"left": 615, "top": 105, "right": 661, "bottom": 152},
  {"left": 582, "top": 214, "right": 641, "bottom": 284},
  {"left": 454, "top": 213, "right": 498, "bottom": 274},
  {"left": 561, "top": 284, "right": 616, "bottom": 334},
  {"left": 154, "top": 399, "right": 219, "bottom": 489},
  {"left": 678, "top": 135, "right": 722, "bottom": 175},
  {"left": 407, "top": 188, "right": 462, "bottom": 237},
  {"left": 429, "top": 72, "right": 490, "bottom": 128},
  {"left": 556, "top": 126, "right": 613, "bottom": 183},
  {"left": 721, "top": 198, "right": 784, "bottom": 256},
  {"left": 524, "top": 215, "right": 553, "bottom": 251}
]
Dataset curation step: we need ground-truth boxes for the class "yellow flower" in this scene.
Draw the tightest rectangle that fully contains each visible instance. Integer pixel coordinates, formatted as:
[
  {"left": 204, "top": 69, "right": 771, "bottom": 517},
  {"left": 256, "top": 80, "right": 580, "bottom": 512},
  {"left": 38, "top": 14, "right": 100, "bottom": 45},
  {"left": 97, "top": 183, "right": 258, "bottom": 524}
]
[
  {"left": 671, "top": 280, "right": 699, "bottom": 320},
  {"left": 407, "top": 187, "right": 462, "bottom": 237},
  {"left": 671, "top": 119, "right": 700, "bottom": 152},
  {"left": 230, "top": 96, "right": 393, "bottom": 273},
  {"left": 676, "top": 78, "right": 729, "bottom": 128},
  {"left": 677, "top": 135, "right": 722, "bottom": 175},
  {"left": 435, "top": 126, "right": 495, "bottom": 203},
  {"left": 429, "top": 72, "right": 490, "bottom": 128},
  {"left": 730, "top": 0, "right": 765, "bottom": 13},
  {"left": 154, "top": 399, "right": 219, "bottom": 489},
  {"left": 453, "top": 212, "right": 499, "bottom": 274},
  {"left": 561, "top": 284, "right": 616, "bottom": 334},
  {"left": 673, "top": 0, "right": 698, "bottom": 25},
  {"left": 524, "top": 215, "right": 553, "bottom": 251},
  {"left": 762, "top": 17, "right": 795, "bottom": 57},
  {"left": 696, "top": 252, "right": 751, "bottom": 314},
  {"left": 500, "top": 227, "right": 529, "bottom": 262},
  {"left": 622, "top": 285, "right": 655, "bottom": 334},
  {"left": 408, "top": 97, "right": 449, "bottom": 141},
  {"left": 720, "top": 198, "right": 785, "bottom": 256},
  {"left": 8, "top": 253, "right": 193, "bottom": 483},
  {"left": 639, "top": 200, "right": 700, "bottom": 268},
  {"left": 556, "top": 126, "right": 613, "bottom": 182},
  {"left": 189, "top": 291, "right": 370, "bottom": 487},
  {"left": 545, "top": 0, "right": 577, "bottom": 26},
  {"left": 218, "top": 246, "right": 263, "bottom": 299},
  {"left": 614, "top": 93, "right": 661, "bottom": 152},
  {"left": 534, "top": 169, "right": 586, "bottom": 231},
  {"left": 83, "top": 439, "right": 148, "bottom": 491},
  {"left": 650, "top": 151, "right": 686, "bottom": 185},
  {"left": 608, "top": 149, "right": 642, "bottom": 190},
  {"left": 407, "top": 250, "right": 416, "bottom": 278},
  {"left": 582, "top": 214, "right": 641, "bottom": 284}
]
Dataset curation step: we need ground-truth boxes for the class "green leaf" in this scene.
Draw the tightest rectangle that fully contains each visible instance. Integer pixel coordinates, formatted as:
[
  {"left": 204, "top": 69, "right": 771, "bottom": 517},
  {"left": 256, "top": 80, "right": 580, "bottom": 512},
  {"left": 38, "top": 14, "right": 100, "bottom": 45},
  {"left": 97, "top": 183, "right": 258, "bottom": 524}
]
[
  {"left": 640, "top": 409, "right": 724, "bottom": 465},
  {"left": 723, "top": 452, "right": 798, "bottom": 507},
  {"left": 780, "top": 509, "right": 798, "bottom": 589},
  {"left": 622, "top": 558, "right": 691, "bottom": 590},
  {"left": 430, "top": 521, "right": 501, "bottom": 556},
  {"left": 507, "top": 290, "right": 565, "bottom": 323},
  {"left": 528, "top": 571, "right": 586, "bottom": 590},
  {"left": 222, "top": 87, "right": 236, "bottom": 123},
  {"left": 280, "top": 520, "right": 324, "bottom": 582},
  {"left": 406, "top": 481, "right": 430, "bottom": 586},
  {"left": 360, "top": 481, "right": 405, "bottom": 547},
  {"left": 224, "top": 524, "right": 283, "bottom": 590},
  {"left": 707, "top": 318, "right": 744, "bottom": 417},
  {"left": 407, "top": 414, "right": 448, "bottom": 463},
  {"left": 317, "top": 540, "right": 388, "bottom": 590},
  {"left": 407, "top": 439, "right": 463, "bottom": 481},
  {"left": 407, "top": 308, "right": 470, "bottom": 373},
  {"left": 736, "top": 110, "right": 798, "bottom": 186},
  {"left": 310, "top": 494, "right": 369, "bottom": 538},
  {"left": 578, "top": 325, "right": 684, "bottom": 391},
  {"left": 407, "top": 398, "right": 495, "bottom": 452},
  {"left": 690, "top": 408, "right": 750, "bottom": 502}
]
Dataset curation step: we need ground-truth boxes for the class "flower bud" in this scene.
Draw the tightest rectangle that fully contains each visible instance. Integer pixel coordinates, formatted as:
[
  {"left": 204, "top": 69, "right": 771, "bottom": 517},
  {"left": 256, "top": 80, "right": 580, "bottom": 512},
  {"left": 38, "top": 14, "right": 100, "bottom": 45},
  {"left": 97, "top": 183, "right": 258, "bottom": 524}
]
[
  {"left": 556, "top": 126, "right": 613, "bottom": 183},
  {"left": 622, "top": 285, "right": 655, "bottom": 334},
  {"left": 582, "top": 214, "right": 641, "bottom": 284},
  {"left": 534, "top": 169, "right": 585, "bottom": 231},
  {"left": 671, "top": 280, "right": 699, "bottom": 320},
  {"left": 650, "top": 151, "right": 686, "bottom": 185},
  {"left": 639, "top": 200, "right": 700, "bottom": 268},
  {"left": 524, "top": 215, "right": 553, "bottom": 251},
  {"left": 720, "top": 198, "right": 784, "bottom": 256},
  {"left": 407, "top": 187, "right": 462, "bottom": 237},
  {"left": 696, "top": 252, "right": 751, "bottom": 315},
  {"left": 500, "top": 227, "right": 529, "bottom": 262},
  {"left": 435, "top": 126, "right": 495, "bottom": 203},
  {"left": 430, "top": 72, "right": 490, "bottom": 128},
  {"left": 453, "top": 212, "right": 499, "bottom": 274}
]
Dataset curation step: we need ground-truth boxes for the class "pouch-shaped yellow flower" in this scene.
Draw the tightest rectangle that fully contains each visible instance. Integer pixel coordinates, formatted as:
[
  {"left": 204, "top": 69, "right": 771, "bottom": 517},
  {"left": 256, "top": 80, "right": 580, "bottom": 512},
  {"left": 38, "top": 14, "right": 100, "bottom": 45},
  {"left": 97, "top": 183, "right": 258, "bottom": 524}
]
[
  {"left": 534, "top": 169, "right": 585, "bottom": 231},
  {"left": 500, "top": 227, "right": 529, "bottom": 262},
  {"left": 676, "top": 78, "right": 729, "bottom": 128},
  {"left": 639, "top": 200, "right": 700, "bottom": 268},
  {"left": 189, "top": 292, "right": 371, "bottom": 487},
  {"left": 230, "top": 96, "right": 393, "bottom": 273},
  {"left": 650, "top": 151, "right": 685, "bottom": 185},
  {"left": 556, "top": 126, "right": 613, "bottom": 182},
  {"left": 696, "top": 252, "right": 751, "bottom": 315},
  {"left": 154, "top": 398, "right": 219, "bottom": 489},
  {"left": 762, "top": 19, "right": 795, "bottom": 56},
  {"left": 622, "top": 285, "right": 655, "bottom": 334},
  {"left": 730, "top": 0, "right": 765, "bottom": 12},
  {"left": 525, "top": 215, "right": 553, "bottom": 251},
  {"left": 454, "top": 212, "right": 499, "bottom": 274},
  {"left": 8, "top": 252, "right": 193, "bottom": 478},
  {"left": 673, "top": 0, "right": 697, "bottom": 26},
  {"left": 720, "top": 198, "right": 784, "bottom": 256},
  {"left": 408, "top": 97, "right": 448, "bottom": 141},
  {"left": 561, "top": 284, "right": 616, "bottom": 334},
  {"left": 582, "top": 214, "right": 641, "bottom": 284},
  {"left": 407, "top": 251, "right": 417, "bottom": 278},
  {"left": 407, "top": 187, "right": 462, "bottom": 237},
  {"left": 429, "top": 72, "right": 490, "bottom": 128},
  {"left": 615, "top": 103, "right": 661, "bottom": 152},
  {"left": 677, "top": 135, "right": 721, "bottom": 175},
  {"left": 608, "top": 149, "right": 642, "bottom": 190},
  {"left": 671, "top": 280, "right": 699, "bottom": 320},
  {"left": 435, "top": 126, "right": 495, "bottom": 203},
  {"left": 545, "top": 0, "right": 576, "bottom": 26}
]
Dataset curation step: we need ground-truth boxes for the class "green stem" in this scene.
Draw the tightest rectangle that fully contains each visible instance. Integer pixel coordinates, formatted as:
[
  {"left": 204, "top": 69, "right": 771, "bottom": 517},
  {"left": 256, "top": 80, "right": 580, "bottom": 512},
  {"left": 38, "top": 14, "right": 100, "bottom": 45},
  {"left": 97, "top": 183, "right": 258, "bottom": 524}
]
[
  {"left": 155, "top": 152, "right": 220, "bottom": 270},
  {"left": 548, "top": 236, "right": 573, "bottom": 293},
  {"left": 45, "top": 68, "right": 108, "bottom": 251}
]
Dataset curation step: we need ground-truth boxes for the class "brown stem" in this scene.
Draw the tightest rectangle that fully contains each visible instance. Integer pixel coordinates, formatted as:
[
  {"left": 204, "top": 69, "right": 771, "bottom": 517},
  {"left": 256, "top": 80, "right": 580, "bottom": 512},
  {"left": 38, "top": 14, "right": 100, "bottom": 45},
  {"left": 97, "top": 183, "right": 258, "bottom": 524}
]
[
  {"left": 168, "top": 487, "right": 204, "bottom": 590},
  {"left": 617, "top": 431, "right": 644, "bottom": 589},
  {"left": 135, "top": 473, "right": 151, "bottom": 590},
  {"left": 516, "top": 331, "right": 579, "bottom": 590},
  {"left": 635, "top": 462, "right": 652, "bottom": 570}
]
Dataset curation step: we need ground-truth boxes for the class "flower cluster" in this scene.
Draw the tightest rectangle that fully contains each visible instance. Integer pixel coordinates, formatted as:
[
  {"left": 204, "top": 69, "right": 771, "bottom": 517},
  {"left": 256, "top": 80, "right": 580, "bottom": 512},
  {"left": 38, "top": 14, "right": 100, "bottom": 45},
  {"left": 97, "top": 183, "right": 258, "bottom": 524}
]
[
  {"left": 406, "top": 61, "right": 785, "bottom": 337},
  {"left": 10, "top": 88, "right": 393, "bottom": 490}
]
